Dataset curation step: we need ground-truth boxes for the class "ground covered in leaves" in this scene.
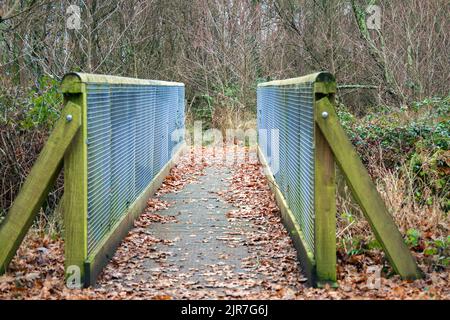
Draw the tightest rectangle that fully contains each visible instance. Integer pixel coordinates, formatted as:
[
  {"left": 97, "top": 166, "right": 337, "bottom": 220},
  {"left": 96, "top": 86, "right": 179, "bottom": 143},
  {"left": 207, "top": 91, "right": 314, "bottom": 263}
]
[{"left": 0, "top": 147, "right": 448, "bottom": 299}]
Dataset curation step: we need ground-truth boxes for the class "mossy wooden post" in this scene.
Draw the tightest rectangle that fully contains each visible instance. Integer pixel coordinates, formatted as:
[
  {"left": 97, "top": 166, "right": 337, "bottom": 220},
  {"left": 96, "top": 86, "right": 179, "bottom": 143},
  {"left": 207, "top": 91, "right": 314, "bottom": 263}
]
[
  {"left": 0, "top": 103, "right": 81, "bottom": 274},
  {"left": 315, "top": 97, "right": 422, "bottom": 279},
  {"left": 61, "top": 75, "right": 89, "bottom": 285},
  {"left": 314, "top": 127, "right": 336, "bottom": 285},
  {"left": 313, "top": 77, "right": 337, "bottom": 286},
  {"left": 60, "top": 73, "right": 186, "bottom": 287},
  {"left": 258, "top": 72, "right": 337, "bottom": 287}
]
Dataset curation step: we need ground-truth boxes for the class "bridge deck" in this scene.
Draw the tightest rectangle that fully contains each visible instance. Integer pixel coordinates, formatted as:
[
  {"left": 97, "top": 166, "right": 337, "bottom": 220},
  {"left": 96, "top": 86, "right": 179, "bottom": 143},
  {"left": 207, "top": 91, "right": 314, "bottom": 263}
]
[{"left": 95, "top": 147, "right": 307, "bottom": 299}]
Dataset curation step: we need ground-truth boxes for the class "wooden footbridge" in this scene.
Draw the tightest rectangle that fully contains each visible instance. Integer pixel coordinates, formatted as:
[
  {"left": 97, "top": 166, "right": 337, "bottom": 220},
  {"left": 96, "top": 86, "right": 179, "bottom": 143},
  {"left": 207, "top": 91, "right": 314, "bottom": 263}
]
[{"left": 0, "top": 72, "right": 422, "bottom": 288}]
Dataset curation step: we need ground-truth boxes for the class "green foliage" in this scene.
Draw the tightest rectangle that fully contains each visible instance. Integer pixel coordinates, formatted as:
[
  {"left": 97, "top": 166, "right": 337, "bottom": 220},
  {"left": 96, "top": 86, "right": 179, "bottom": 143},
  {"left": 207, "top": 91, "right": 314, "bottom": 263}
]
[
  {"left": 189, "top": 81, "right": 256, "bottom": 130},
  {"left": 366, "top": 238, "right": 382, "bottom": 250},
  {"left": 412, "top": 96, "right": 450, "bottom": 117},
  {"left": 408, "top": 147, "right": 449, "bottom": 210},
  {"left": 403, "top": 230, "right": 449, "bottom": 270},
  {"left": 337, "top": 96, "right": 450, "bottom": 211},
  {"left": 341, "top": 228, "right": 449, "bottom": 270},
  {"left": 340, "top": 236, "right": 382, "bottom": 256},
  {"left": 338, "top": 96, "right": 450, "bottom": 159},
  {"left": 223, "top": 83, "right": 239, "bottom": 98},
  {"left": 20, "top": 76, "right": 63, "bottom": 130},
  {"left": 423, "top": 236, "right": 450, "bottom": 270},
  {"left": 405, "top": 228, "right": 421, "bottom": 247},
  {"left": 190, "top": 94, "right": 214, "bottom": 129},
  {"left": 340, "top": 211, "right": 355, "bottom": 224},
  {"left": 346, "top": 238, "right": 363, "bottom": 256}
]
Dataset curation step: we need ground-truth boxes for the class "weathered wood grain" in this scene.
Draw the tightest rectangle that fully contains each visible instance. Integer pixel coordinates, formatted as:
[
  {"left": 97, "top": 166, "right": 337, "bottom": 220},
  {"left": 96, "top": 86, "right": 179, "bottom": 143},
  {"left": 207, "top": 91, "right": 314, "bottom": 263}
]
[
  {"left": 315, "top": 97, "right": 422, "bottom": 279},
  {"left": 314, "top": 123, "right": 337, "bottom": 286},
  {"left": 0, "top": 102, "right": 81, "bottom": 274},
  {"left": 63, "top": 85, "right": 89, "bottom": 284}
]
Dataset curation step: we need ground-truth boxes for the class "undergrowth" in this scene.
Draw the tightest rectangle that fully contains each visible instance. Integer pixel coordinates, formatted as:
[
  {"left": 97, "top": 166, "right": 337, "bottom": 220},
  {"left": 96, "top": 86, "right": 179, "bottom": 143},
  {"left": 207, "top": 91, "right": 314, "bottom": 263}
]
[{"left": 336, "top": 95, "right": 449, "bottom": 271}]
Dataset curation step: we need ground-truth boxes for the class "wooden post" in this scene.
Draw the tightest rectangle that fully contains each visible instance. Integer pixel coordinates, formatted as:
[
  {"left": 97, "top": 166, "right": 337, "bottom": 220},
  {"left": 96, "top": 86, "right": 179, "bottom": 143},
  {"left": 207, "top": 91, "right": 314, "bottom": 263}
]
[
  {"left": 0, "top": 102, "right": 81, "bottom": 274},
  {"left": 315, "top": 97, "right": 422, "bottom": 279},
  {"left": 258, "top": 72, "right": 338, "bottom": 287},
  {"left": 314, "top": 123, "right": 337, "bottom": 286},
  {"left": 60, "top": 73, "right": 186, "bottom": 287},
  {"left": 314, "top": 77, "right": 337, "bottom": 287},
  {"left": 61, "top": 76, "right": 89, "bottom": 285}
]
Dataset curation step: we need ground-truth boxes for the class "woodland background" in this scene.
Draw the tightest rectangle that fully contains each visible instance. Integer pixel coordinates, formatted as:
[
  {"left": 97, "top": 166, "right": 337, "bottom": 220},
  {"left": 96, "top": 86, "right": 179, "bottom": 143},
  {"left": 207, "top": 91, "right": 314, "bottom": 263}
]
[{"left": 0, "top": 0, "right": 449, "bottom": 275}]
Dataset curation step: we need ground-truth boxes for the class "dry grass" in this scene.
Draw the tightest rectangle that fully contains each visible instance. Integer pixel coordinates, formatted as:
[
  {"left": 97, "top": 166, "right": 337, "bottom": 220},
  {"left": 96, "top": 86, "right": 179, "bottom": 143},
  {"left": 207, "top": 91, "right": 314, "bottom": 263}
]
[
  {"left": 210, "top": 105, "right": 256, "bottom": 132},
  {"left": 377, "top": 166, "right": 447, "bottom": 237},
  {"left": 336, "top": 152, "right": 449, "bottom": 257}
]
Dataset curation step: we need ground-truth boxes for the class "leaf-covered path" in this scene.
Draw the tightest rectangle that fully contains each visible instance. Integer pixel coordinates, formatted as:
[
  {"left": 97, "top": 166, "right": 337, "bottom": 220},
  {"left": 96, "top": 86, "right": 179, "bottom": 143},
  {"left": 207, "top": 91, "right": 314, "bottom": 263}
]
[
  {"left": 1, "top": 147, "right": 448, "bottom": 300},
  {"left": 96, "top": 147, "right": 307, "bottom": 299}
]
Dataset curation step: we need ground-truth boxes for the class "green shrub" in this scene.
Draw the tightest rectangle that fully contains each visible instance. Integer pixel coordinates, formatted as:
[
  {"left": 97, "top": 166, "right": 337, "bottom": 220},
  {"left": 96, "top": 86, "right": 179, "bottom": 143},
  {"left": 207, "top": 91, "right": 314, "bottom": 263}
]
[
  {"left": 337, "top": 96, "right": 449, "bottom": 212},
  {"left": 423, "top": 236, "right": 450, "bottom": 270},
  {"left": 405, "top": 228, "right": 421, "bottom": 247},
  {"left": 20, "top": 76, "right": 62, "bottom": 130}
]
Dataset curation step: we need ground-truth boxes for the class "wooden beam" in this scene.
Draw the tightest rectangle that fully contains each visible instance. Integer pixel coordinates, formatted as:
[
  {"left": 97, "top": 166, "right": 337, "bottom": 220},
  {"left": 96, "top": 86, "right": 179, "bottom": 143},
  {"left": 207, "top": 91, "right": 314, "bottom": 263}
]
[
  {"left": 314, "top": 123, "right": 337, "bottom": 286},
  {"left": 314, "top": 97, "right": 422, "bottom": 279},
  {"left": 63, "top": 86, "right": 89, "bottom": 284},
  {"left": 0, "top": 102, "right": 81, "bottom": 274}
]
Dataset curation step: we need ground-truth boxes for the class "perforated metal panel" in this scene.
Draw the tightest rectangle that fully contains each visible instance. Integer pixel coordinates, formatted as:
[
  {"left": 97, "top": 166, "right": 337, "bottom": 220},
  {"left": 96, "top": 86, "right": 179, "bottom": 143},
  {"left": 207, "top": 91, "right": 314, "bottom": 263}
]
[
  {"left": 86, "top": 83, "right": 184, "bottom": 255},
  {"left": 257, "top": 81, "right": 315, "bottom": 252}
]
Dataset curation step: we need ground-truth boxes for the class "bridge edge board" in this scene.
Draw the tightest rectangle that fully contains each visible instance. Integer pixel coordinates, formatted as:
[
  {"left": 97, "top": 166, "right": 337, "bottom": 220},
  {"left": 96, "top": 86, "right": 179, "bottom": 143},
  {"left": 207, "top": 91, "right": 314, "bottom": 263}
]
[
  {"left": 257, "top": 146, "right": 317, "bottom": 287},
  {"left": 83, "top": 143, "right": 187, "bottom": 287}
]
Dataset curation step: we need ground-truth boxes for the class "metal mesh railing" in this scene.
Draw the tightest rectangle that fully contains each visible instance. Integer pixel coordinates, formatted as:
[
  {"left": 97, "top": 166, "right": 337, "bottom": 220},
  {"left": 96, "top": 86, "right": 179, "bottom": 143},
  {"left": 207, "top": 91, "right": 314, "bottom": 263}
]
[
  {"left": 85, "top": 82, "right": 185, "bottom": 255},
  {"left": 257, "top": 81, "right": 315, "bottom": 253}
]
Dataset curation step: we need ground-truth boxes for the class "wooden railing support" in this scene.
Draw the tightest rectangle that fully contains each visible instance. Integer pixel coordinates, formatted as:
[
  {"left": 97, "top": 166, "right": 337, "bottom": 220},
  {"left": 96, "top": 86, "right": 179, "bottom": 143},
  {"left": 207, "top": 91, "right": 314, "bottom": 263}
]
[
  {"left": 315, "top": 97, "right": 422, "bottom": 279},
  {"left": 0, "top": 102, "right": 81, "bottom": 274},
  {"left": 61, "top": 78, "right": 89, "bottom": 286},
  {"left": 314, "top": 124, "right": 337, "bottom": 285}
]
